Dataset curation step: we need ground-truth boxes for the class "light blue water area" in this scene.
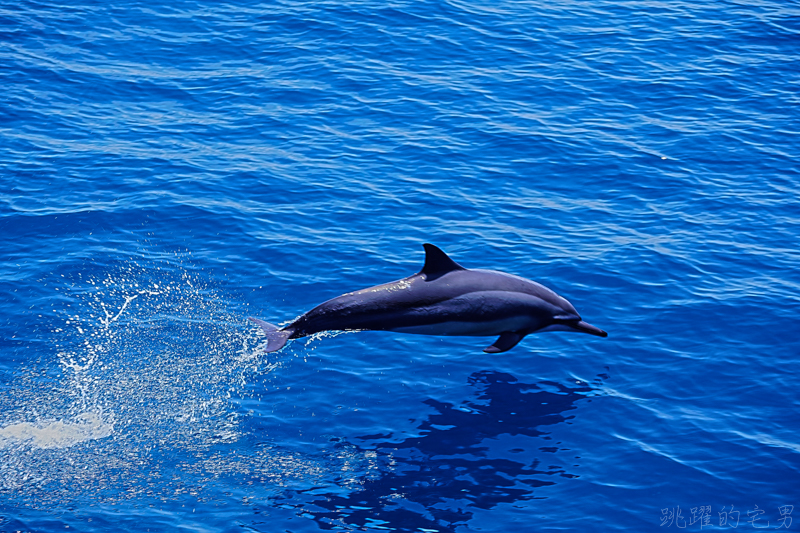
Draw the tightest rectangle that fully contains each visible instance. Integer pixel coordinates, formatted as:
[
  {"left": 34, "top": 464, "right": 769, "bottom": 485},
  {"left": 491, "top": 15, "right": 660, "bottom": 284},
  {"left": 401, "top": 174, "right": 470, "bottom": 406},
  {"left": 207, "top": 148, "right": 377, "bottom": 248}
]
[{"left": 1, "top": 0, "right": 799, "bottom": 531}]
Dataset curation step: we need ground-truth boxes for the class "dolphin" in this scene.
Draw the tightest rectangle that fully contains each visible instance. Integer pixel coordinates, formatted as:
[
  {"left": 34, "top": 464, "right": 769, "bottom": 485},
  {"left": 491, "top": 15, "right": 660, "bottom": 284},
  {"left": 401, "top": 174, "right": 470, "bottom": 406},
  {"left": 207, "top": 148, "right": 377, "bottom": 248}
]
[{"left": 251, "top": 244, "right": 607, "bottom": 353}]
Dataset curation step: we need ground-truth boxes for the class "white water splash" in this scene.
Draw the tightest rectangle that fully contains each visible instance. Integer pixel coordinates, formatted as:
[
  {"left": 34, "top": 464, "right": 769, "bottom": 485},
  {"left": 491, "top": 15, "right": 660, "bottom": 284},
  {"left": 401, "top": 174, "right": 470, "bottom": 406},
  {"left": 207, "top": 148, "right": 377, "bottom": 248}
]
[
  {"left": 98, "top": 292, "right": 140, "bottom": 328},
  {"left": 0, "top": 260, "right": 281, "bottom": 505}
]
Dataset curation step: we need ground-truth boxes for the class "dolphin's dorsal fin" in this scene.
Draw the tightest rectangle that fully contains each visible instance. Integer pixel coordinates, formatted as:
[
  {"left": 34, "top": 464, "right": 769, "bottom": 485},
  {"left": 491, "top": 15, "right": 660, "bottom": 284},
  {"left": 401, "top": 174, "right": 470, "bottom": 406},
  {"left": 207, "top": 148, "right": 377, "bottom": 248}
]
[{"left": 419, "top": 243, "right": 465, "bottom": 279}]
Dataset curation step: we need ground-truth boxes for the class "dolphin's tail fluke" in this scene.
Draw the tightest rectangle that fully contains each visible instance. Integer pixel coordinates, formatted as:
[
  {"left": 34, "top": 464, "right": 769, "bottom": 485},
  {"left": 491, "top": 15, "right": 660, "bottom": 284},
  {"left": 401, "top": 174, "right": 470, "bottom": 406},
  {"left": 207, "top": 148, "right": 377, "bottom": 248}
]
[{"left": 249, "top": 317, "right": 292, "bottom": 352}]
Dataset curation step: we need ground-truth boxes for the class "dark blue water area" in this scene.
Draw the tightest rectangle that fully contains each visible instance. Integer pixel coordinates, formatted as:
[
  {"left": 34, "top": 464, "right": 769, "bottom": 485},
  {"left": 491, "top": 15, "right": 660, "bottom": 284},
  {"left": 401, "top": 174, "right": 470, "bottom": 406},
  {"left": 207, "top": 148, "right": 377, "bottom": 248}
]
[{"left": 1, "top": 0, "right": 799, "bottom": 531}]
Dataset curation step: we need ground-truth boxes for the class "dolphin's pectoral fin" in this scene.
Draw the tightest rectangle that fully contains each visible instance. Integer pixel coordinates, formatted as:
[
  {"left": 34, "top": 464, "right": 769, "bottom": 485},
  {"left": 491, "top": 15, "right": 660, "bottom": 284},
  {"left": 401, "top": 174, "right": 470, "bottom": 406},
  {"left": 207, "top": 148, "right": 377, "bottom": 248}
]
[
  {"left": 483, "top": 332, "right": 525, "bottom": 353},
  {"left": 249, "top": 317, "right": 293, "bottom": 353}
]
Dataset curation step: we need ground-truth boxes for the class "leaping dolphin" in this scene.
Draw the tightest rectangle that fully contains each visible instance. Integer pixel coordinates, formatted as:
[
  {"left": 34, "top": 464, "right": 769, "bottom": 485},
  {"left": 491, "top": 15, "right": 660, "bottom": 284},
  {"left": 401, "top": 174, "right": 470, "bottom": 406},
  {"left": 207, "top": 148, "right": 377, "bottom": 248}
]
[{"left": 251, "top": 244, "right": 607, "bottom": 353}]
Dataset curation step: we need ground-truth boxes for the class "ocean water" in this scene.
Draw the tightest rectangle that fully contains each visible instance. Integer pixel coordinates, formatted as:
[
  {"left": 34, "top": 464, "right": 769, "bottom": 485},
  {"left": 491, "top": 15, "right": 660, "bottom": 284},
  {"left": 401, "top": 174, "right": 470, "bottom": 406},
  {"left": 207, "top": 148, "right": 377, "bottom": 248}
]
[{"left": 1, "top": 0, "right": 799, "bottom": 531}]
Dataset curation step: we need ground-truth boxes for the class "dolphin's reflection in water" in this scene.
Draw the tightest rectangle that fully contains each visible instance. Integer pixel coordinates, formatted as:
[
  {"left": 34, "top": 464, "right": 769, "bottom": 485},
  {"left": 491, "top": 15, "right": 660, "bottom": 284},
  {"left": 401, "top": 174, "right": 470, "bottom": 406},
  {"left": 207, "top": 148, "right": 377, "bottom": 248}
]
[{"left": 294, "top": 370, "right": 604, "bottom": 532}]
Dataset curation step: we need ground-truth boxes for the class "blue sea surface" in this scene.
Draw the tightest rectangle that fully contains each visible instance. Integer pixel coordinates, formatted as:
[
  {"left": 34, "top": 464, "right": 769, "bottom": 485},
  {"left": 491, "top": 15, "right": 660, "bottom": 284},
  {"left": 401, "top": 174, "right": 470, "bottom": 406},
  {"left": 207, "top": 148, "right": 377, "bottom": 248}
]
[{"left": 1, "top": 0, "right": 799, "bottom": 531}]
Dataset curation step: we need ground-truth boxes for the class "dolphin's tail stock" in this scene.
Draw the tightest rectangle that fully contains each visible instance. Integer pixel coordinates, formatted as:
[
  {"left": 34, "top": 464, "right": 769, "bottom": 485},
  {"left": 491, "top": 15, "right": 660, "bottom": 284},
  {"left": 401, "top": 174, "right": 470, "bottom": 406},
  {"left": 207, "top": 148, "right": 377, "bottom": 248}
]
[{"left": 249, "top": 317, "right": 292, "bottom": 352}]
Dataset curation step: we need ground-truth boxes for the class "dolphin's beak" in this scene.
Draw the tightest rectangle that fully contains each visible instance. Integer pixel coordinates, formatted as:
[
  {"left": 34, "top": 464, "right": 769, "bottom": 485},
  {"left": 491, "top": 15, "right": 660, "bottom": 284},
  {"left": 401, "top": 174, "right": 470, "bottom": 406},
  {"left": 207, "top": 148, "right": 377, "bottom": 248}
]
[{"left": 572, "top": 320, "right": 608, "bottom": 338}]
